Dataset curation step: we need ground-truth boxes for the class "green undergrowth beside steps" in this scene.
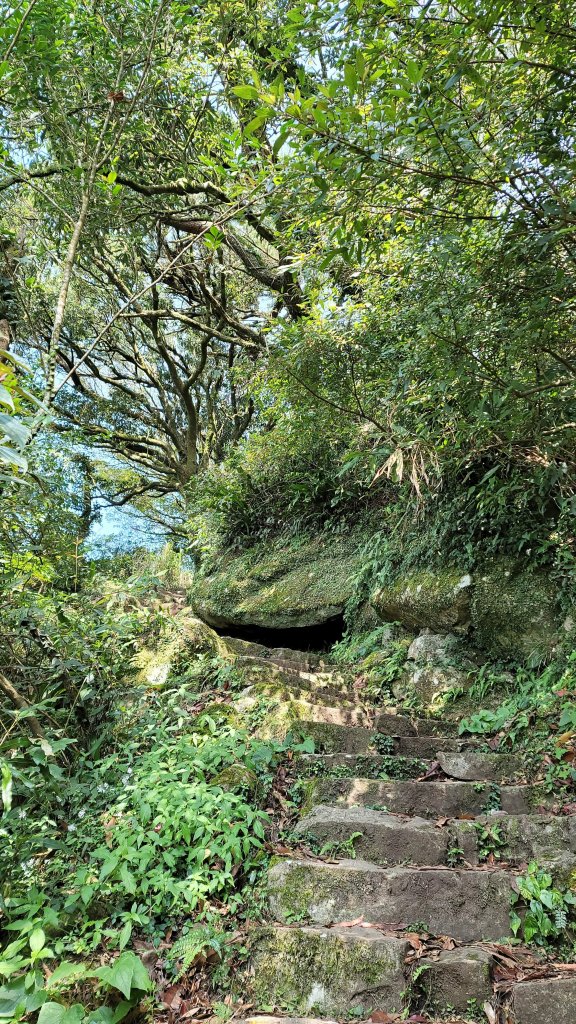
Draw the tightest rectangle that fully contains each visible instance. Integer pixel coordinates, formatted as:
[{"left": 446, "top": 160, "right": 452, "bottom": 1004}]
[
  {"left": 3, "top": 565, "right": 576, "bottom": 1023},
  {"left": 0, "top": 585, "right": 313, "bottom": 1024}
]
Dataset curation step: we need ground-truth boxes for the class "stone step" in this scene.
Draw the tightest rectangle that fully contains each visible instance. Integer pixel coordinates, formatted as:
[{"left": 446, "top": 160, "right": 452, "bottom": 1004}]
[
  {"left": 453, "top": 811, "right": 576, "bottom": 871},
  {"left": 257, "top": 704, "right": 373, "bottom": 742},
  {"left": 413, "top": 718, "right": 460, "bottom": 736},
  {"left": 268, "top": 857, "right": 514, "bottom": 941},
  {"left": 251, "top": 925, "right": 407, "bottom": 1016},
  {"left": 417, "top": 945, "right": 494, "bottom": 1014},
  {"left": 298, "top": 722, "right": 376, "bottom": 754},
  {"left": 242, "top": 682, "right": 359, "bottom": 710},
  {"left": 297, "top": 753, "right": 427, "bottom": 781},
  {"left": 394, "top": 735, "right": 473, "bottom": 757},
  {"left": 237, "top": 655, "right": 336, "bottom": 679},
  {"left": 304, "top": 777, "right": 540, "bottom": 817},
  {"left": 284, "top": 702, "right": 372, "bottom": 728},
  {"left": 374, "top": 712, "right": 417, "bottom": 736},
  {"left": 295, "top": 805, "right": 576, "bottom": 872},
  {"left": 437, "top": 750, "right": 525, "bottom": 782},
  {"left": 296, "top": 723, "right": 461, "bottom": 755},
  {"left": 295, "top": 805, "right": 450, "bottom": 865},
  {"left": 511, "top": 977, "right": 576, "bottom": 1024},
  {"left": 298, "top": 750, "right": 520, "bottom": 784}
]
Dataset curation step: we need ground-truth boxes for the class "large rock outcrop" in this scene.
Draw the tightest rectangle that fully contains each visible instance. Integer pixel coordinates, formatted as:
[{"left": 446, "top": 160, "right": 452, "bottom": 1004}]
[
  {"left": 372, "top": 559, "right": 572, "bottom": 661},
  {"left": 189, "top": 533, "right": 362, "bottom": 630}
]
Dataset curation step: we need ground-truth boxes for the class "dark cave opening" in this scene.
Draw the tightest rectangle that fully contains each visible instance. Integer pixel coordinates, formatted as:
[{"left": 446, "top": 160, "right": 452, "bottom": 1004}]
[{"left": 216, "top": 613, "right": 345, "bottom": 652}]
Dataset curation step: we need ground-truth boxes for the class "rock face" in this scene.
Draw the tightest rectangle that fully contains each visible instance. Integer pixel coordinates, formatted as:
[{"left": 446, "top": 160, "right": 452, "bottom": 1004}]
[
  {"left": 372, "top": 560, "right": 569, "bottom": 662},
  {"left": 395, "top": 664, "right": 470, "bottom": 708},
  {"left": 190, "top": 533, "right": 361, "bottom": 629},
  {"left": 471, "top": 560, "right": 564, "bottom": 660},
  {"left": 372, "top": 569, "right": 472, "bottom": 632}
]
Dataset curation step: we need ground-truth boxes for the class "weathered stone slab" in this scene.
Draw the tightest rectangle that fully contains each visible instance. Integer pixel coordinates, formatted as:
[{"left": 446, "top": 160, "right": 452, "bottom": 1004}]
[
  {"left": 375, "top": 712, "right": 417, "bottom": 736},
  {"left": 251, "top": 925, "right": 408, "bottom": 1016},
  {"left": 268, "top": 858, "right": 514, "bottom": 941},
  {"left": 418, "top": 947, "right": 493, "bottom": 1012},
  {"left": 437, "top": 751, "right": 524, "bottom": 783},
  {"left": 511, "top": 977, "right": 576, "bottom": 1023},
  {"left": 395, "top": 736, "right": 469, "bottom": 757},
  {"left": 453, "top": 813, "right": 576, "bottom": 873},
  {"left": 297, "top": 723, "right": 375, "bottom": 754},
  {"left": 295, "top": 805, "right": 449, "bottom": 865},
  {"left": 307, "top": 778, "right": 535, "bottom": 817}
]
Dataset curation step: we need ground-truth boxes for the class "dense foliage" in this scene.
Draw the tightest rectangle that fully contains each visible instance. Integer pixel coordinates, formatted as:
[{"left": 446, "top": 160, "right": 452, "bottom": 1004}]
[{"left": 2, "top": 0, "right": 576, "bottom": 1019}]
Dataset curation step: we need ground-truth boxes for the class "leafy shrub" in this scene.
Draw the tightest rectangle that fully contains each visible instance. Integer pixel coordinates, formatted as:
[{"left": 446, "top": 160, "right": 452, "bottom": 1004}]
[{"left": 511, "top": 863, "right": 576, "bottom": 945}]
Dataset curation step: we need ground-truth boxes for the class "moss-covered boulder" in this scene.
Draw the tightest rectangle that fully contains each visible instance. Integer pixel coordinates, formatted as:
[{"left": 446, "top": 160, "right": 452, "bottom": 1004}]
[
  {"left": 133, "top": 612, "right": 229, "bottom": 688},
  {"left": 190, "top": 533, "right": 362, "bottom": 629},
  {"left": 372, "top": 560, "right": 572, "bottom": 662},
  {"left": 394, "top": 664, "right": 471, "bottom": 711},
  {"left": 471, "top": 560, "right": 566, "bottom": 661},
  {"left": 372, "top": 569, "right": 472, "bottom": 632}
]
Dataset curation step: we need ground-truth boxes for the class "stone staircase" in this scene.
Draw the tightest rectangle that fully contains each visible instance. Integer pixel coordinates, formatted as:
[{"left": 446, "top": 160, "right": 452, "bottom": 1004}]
[{"left": 229, "top": 640, "right": 576, "bottom": 1024}]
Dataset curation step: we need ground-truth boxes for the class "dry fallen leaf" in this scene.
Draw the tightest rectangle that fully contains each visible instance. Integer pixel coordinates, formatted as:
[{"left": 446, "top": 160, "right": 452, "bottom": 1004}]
[{"left": 483, "top": 1002, "right": 497, "bottom": 1024}]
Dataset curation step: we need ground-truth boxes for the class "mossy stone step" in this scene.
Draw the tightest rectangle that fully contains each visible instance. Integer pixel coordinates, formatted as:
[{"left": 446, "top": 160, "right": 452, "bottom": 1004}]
[
  {"left": 304, "top": 777, "right": 540, "bottom": 817},
  {"left": 243, "top": 683, "right": 359, "bottom": 711},
  {"left": 295, "top": 805, "right": 450, "bottom": 865},
  {"left": 257, "top": 703, "right": 371, "bottom": 741},
  {"left": 268, "top": 857, "right": 514, "bottom": 941},
  {"left": 413, "top": 718, "right": 460, "bottom": 736},
  {"left": 394, "top": 735, "right": 472, "bottom": 757},
  {"left": 453, "top": 811, "right": 576, "bottom": 873},
  {"left": 296, "top": 722, "right": 376, "bottom": 754},
  {"left": 437, "top": 750, "right": 525, "bottom": 782},
  {"left": 297, "top": 752, "right": 427, "bottom": 781},
  {"left": 251, "top": 925, "right": 408, "bottom": 1016},
  {"left": 511, "top": 977, "right": 576, "bottom": 1023},
  {"left": 236, "top": 657, "right": 339, "bottom": 684}
]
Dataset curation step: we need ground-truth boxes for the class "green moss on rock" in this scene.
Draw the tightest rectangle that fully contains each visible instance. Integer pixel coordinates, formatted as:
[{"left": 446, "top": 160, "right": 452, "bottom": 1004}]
[
  {"left": 471, "top": 560, "right": 562, "bottom": 661},
  {"left": 133, "top": 613, "right": 229, "bottom": 688},
  {"left": 371, "top": 569, "right": 472, "bottom": 632},
  {"left": 250, "top": 925, "right": 407, "bottom": 1016},
  {"left": 189, "top": 533, "right": 362, "bottom": 629}
]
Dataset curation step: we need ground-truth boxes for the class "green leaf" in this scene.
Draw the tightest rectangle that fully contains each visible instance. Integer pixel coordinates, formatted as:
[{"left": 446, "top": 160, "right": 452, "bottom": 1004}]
[
  {"left": 510, "top": 910, "right": 522, "bottom": 936},
  {"left": 94, "top": 952, "right": 151, "bottom": 1000},
  {"left": 29, "top": 928, "right": 46, "bottom": 954},
  {"left": 406, "top": 60, "right": 423, "bottom": 84},
  {"left": 0, "top": 762, "right": 12, "bottom": 812},
  {"left": 344, "top": 64, "right": 357, "bottom": 93},
  {"left": 0, "top": 412, "right": 30, "bottom": 447},
  {"left": 118, "top": 921, "right": 132, "bottom": 951},
  {"left": 47, "top": 962, "right": 90, "bottom": 989},
  {"left": 0, "top": 384, "right": 14, "bottom": 412},
  {"left": 232, "top": 85, "right": 259, "bottom": 101},
  {"left": 38, "top": 1002, "right": 85, "bottom": 1024}
]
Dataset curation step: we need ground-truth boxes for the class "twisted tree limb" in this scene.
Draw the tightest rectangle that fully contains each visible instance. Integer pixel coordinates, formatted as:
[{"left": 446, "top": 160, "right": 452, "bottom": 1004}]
[{"left": 0, "top": 671, "right": 47, "bottom": 741}]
